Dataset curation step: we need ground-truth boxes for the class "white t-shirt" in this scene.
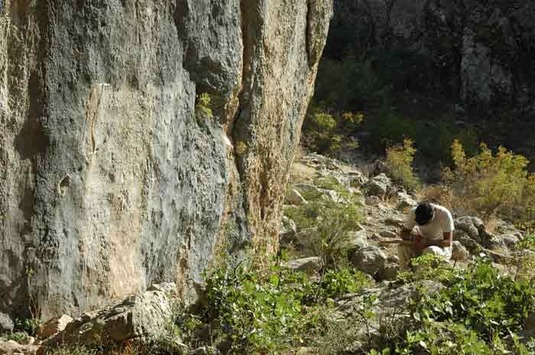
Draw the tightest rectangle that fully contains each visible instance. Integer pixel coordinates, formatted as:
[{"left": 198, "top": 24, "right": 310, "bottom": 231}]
[{"left": 403, "top": 203, "right": 454, "bottom": 241}]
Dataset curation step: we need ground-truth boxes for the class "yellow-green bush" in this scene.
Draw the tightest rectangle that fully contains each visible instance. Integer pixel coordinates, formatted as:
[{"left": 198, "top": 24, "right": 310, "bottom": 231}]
[
  {"left": 195, "top": 92, "right": 213, "bottom": 120},
  {"left": 444, "top": 140, "right": 531, "bottom": 219},
  {"left": 302, "top": 107, "right": 363, "bottom": 155},
  {"left": 385, "top": 138, "right": 420, "bottom": 191}
]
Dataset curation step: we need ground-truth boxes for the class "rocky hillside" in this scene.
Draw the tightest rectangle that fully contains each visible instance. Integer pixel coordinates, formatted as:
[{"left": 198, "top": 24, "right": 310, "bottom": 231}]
[
  {"left": 1, "top": 152, "right": 532, "bottom": 354},
  {"left": 0, "top": 0, "right": 332, "bottom": 320}
]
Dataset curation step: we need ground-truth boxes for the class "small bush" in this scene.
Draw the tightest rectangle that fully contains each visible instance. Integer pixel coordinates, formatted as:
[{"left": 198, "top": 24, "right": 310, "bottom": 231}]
[
  {"left": 195, "top": 93, "right": 213, "bottom": 120},
  {"left": 14, "top": 317, "right": 41, "bottom": 336},
  {"left": 444, "top": 140, "right": 531, "bottom": 219},
  {"left": 203, "top": 264, "right": 307, "bottom": 353},
  {"left": 302, "top": 106, "right": 364, "bottom": 155},
  {"left": 385, "top": 138, "right": 420, "bottom": 191},
  {"left": 287, "top": 200, "right": 360, "bottom": 268},
  {"left": 376, "top": 259, "right": 535, "bottom": 354}
]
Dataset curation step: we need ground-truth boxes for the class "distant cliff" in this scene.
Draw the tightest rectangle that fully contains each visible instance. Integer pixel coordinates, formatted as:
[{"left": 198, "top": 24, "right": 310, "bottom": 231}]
[
  {"left": 330, "top": 0, "right": 535, "bottom": 111},
  {"left": 0, "top": 0, "right": 332, "bottom": 320}
]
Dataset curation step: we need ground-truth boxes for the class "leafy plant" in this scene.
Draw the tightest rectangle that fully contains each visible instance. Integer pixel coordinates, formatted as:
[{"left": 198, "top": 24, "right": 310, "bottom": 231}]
[
  {"left": 444, "top": 140, "right": 531, "bottom": 219},
  {"left": 385, "top": 138, "right": 420, "bottom": 191},
  {"left": 203, "top": 263, "right": 307, "bottom": 353},
  {"left": 285, "top": 198, "right": 361, "bottom": 268},
  {"left": 375, "top": 258, "right": 535, "bottom": 354},
  {"left": 195, "top": 93, "right": 213, "bottom": 120},
  {"left": 14, "top": 317, "right": 41, "bottom": 336}
]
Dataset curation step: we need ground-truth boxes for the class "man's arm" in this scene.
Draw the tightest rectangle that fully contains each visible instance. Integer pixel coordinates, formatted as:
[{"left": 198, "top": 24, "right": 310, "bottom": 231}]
[
  {"left": 400, "top": 227, "right": 413, "bottom": 240},
  {"left": 442, "top": 231, "right": 453, "bottom": 247}
]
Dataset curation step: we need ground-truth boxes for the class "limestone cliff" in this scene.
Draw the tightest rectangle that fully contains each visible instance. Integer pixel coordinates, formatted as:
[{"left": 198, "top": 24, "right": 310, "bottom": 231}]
[{"left": 0, "top": 0, "right": 332, "bottom": 320}]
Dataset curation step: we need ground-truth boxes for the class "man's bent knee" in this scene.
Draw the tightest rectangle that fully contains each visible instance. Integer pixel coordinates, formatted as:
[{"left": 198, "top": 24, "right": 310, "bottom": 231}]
[{"left": 422, "top": 246, "right": 452, "bottom": 260}]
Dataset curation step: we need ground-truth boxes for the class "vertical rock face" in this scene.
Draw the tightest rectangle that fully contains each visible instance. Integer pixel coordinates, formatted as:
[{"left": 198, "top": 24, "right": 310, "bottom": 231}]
[{"left": 0, "top": 0, "right": 332, "bottom": 320}]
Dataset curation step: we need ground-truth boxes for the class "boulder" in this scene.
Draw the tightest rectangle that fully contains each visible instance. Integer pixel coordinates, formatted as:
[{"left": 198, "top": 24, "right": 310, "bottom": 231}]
[
  {"left": 501, "top": 235, "right": 520, "bottom": 250},
  {"left": 346, "top": 170, "right": 368, "bottom": 187},
  {"left": 363, "top": 174, "right": 393, "bottom": 199},
  {"left": 455, "top": 216, "right": 484, "bottom": 242},
  {"left": 0, "top": 340, "right": 40, "bottom": 355},
  {"left": 285, "top": 189, "right": 307, "bottom": 205},
  {"left": 451, "top": 241, "right": 469, "bottom": 261},
  {"left": 0, "top": 313, "right": 13, "bottom": 334},
  {"left": 348, "top": 229, "right": 368, "bottom": 251},
  {"left": 279, "top": 216, "right": 298, "bottom": 246},
  {"left": 365, "top": 196, "right": 381, "bottom": 206},
  {"left": 377, "top": 263, "right": 399, "bottom": 281},
  {"left": 37, "top": 315, "right": 73, "bottom": 340},
  {"left": 385, "top": 216, "right": 405, "bottom": 228},
  {"left": 454, "top": 230, "right": 480, "bottom": 252},
  {"left": 282, "top": 257, "right": 324, "bottom": 274},
  {"left": 46, "top": 287, "right": 175, "bottom": 347},
  {"left": 350, "top": 246, "right": 387, "bottom": 277},
  {"left": 396, "top": 191, "right": 417, "bottom": 210}
]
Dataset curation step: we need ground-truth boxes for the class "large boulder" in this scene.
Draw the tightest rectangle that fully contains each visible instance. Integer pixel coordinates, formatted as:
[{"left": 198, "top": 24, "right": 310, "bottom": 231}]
[
  {"left": 36, "top": 315, "right": 73, "bottom": 341},
  {"left": 455, "top": 216, "right": 485, "bottom": 243},
  {"left": 363, "top": 174, "right": 393, "bottom": 199},
  {"left": 0, "top": 340, "right": 39, "bottom": 355},
  {"left": 0, "top": 313, "right": 13, "bottom": 334},
  {"left": 282, "top": 257, "right": 324, "bottom": 274},
  {"left": 350, "top": 246, "right": 387, "bottom": 277},
  {"left": 45, "top": 286, "right": 176, "bottom": 348}
]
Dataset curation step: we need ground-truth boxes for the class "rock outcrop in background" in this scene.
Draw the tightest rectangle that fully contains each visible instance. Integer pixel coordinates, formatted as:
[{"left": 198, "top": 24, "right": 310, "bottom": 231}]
[
  {"left": 0, "top": 0, "right": 332, "bottom": 320},
  {"left": 329, "top": 0, "right": 535, "bottom": 111}
]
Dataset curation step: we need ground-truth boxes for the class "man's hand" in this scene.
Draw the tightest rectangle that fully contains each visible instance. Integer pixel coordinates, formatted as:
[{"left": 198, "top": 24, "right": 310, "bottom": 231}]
[
  {"left": 442, "top": 231, "right": 453, "bottom": 248},
  {"left": 413, "top": 234, "right": 426, "bottom": 252}
]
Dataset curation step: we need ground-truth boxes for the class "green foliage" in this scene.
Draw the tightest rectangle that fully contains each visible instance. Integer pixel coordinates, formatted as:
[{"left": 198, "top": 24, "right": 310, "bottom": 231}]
[
  {"left": 183, "top": 263, "right": 372, "bottom": 354},
  {"left": 195, "top": 92, "right": 213, "bottom": 120},
  {"left": 203, "top": 263, "right": 307, "bottom": 353},
  {"left": 397, "top": 253, "right": 460, "bottom": 284},
  {"left": 307, "top": 267, "right": 372, "bottom": 304},
  {"left": 14, "top": 317, "right": 41, "bottom": 336},
  {"left": 285, "top": 178, "right": 362, "bottom": 268},
  {"left": 385, "top": 138, "right": 420, "bottom": 191},
  {"left": 511, "top": 234, "right": 535, "bottom": 280},
  {"left": 6, "top": 332, "right": 29, "bottom": 343},
  {"left": 444, "top": 140, "right": 531, "bottom": 218},
  {"left": 302, "top": 106, "right": 363, "bottom": 155},
  {"left": 378, "top": 259, "right": 535, "bottom": 354}
]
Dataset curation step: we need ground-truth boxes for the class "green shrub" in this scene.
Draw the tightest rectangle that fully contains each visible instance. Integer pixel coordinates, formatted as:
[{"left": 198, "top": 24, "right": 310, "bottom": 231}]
[
  {"left": 203, "top": 264, "right": 308, "bottom": 353},
  {"left": 195, "top": 92, "right": 213, "bottom": 120},
  {"left": 444, "top": 140, "right": 531, "bottom": 219},
  {"left": 319, "top": 267, "right": 371, "bottom": 300},
  {"left": 14, "top": 317, "right": 41, "bottom": 336},
  {"left": 191, "top": 263, "right": 371, "bottom": 354},
  {"left": 287, "top": 199, "right": 360, "bottom": 268},
  {"left": 302, "top": 107, "right": 363, "bottom": 155},
  {"left": 385, "top": 138, "right": 420, "bottom": 191},
  {"left": 376, "top": 259, "right": 535, "bottom": 354}
]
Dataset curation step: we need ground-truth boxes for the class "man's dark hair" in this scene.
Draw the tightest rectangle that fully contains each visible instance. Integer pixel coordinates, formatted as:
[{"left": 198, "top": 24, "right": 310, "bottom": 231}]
[{"left": 415, "top": 202, "right": 434, "bottom": 225}]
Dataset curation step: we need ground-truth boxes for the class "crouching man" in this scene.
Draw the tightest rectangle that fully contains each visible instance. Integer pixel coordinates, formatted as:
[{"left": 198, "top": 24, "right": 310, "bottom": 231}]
[{"left": 398, "top": 201, "right": 454, "bottom": 270}]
